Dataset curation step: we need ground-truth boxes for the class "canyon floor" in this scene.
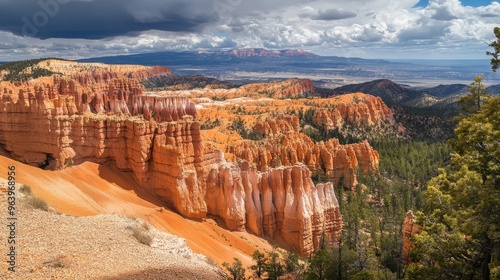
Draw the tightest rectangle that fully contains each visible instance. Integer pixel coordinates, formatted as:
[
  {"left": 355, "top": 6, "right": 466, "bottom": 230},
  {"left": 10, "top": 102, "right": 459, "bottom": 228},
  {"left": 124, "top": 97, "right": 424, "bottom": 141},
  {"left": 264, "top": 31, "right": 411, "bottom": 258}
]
[{"left": 0, "top": 153, "right": 275, "bottom": 279}]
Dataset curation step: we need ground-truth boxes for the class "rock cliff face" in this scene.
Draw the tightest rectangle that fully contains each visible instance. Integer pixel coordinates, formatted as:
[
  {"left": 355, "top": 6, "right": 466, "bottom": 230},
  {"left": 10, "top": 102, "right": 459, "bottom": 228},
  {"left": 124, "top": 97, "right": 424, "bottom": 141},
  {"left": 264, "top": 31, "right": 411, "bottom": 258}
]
[
  {"left": 0, "top": 60, "right": 385, "bottom": 256},
  {"left": 232, "top": 115, "right": 379, "bottom": 189},
  {"left": 253, "top": 115, "right": 300, "bottom": 137},
  {"left": 205, "top": 162, "right": 342, "bottom": 255},
  {"left": 240, "top": 78, "right": 314, "bottom": 99},
  {"left": 314, "top": 94, "right": 394, "bottom": 129},
  {"left": 402, "top": 210, "right": 422, "bottom": 264}
]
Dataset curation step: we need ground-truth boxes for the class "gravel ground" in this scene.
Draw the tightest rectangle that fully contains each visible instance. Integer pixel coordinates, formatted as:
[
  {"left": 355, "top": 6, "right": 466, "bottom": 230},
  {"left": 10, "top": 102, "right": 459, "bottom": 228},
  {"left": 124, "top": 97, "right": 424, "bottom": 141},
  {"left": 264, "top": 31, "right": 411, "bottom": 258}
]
[{"left": 0, "top": 184, "right": 226, "bottom": 280}]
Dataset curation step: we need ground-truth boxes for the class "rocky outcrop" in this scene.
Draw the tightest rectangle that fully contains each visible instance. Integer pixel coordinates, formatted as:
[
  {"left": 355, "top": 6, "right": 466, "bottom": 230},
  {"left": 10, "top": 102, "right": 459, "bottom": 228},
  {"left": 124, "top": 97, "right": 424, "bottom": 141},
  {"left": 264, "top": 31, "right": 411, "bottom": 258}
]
[
  {"left": 402, "top": 210, "right": 422, "bottom": 264},
  {"left": 231, "top": 115, "right": 380, "bottom": 189},
  {"left": 205, "top": 162, "right": 342, "bottom": 255},
  {"left": 253, "top": 114, "right": 300, "bottom": 137},
  {"left": 314, "top": 93, "right": 394, "bottom": 129},
  {"left": 240, "top": 79, "right": 314, "bottom": 99},
  {"left": 0, "top": 60, "right": 344, "bottom": 256}
]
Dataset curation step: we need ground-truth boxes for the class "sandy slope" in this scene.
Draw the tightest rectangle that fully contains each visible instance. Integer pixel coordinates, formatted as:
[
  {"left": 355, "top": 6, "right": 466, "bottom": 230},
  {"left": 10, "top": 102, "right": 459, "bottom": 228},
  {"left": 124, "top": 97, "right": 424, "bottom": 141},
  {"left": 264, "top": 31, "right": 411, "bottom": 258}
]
[
  {"left": 0, "top": 194, "right": 225, "bottom": 280},
  {"left": 0, "top": 155, "right": 273, "bottom": 278}
]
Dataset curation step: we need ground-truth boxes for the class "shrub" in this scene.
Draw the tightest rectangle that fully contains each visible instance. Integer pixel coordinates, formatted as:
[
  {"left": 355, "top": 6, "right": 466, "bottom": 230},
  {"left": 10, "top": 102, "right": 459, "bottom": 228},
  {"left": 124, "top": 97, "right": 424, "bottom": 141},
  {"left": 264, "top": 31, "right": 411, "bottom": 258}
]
[
  {"left": 141, "top": 221, "right": 150, "bottom": 231},
  {"left": 44, "top": 256, "right": 66, "bottom": 268},
  {"left": 26, "top": 196, "right": 49, "bottom": 211},
  {"left": 19, "top": 184, "right": 32, "bottom": 196},
  {"left": 205, "top": 257, "right": 217, "bottom": 266},
  {"left": 222, "top": 258, "right": 245, "bottom": 280},
  {"left": 131, "top": 226, "right": 153, "bottom": 246}
]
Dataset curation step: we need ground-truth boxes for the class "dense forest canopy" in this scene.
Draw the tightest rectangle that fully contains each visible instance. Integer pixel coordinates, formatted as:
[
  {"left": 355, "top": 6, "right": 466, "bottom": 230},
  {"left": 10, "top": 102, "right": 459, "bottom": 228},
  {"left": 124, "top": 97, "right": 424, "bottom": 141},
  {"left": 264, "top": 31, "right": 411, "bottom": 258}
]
[
  {"left": 222, "top": 27, "right": 500, "bottom": 280},
  {"left": 0, "top": 58, "right": 63, "bottom": 81}
]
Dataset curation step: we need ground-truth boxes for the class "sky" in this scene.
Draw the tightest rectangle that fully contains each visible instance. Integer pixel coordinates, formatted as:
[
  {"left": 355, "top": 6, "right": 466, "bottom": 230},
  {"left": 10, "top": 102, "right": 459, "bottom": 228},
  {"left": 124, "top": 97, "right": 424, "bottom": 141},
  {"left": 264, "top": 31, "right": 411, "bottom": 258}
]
[{"left": 0, "top": 0, "right": 498, "bottom": 61}]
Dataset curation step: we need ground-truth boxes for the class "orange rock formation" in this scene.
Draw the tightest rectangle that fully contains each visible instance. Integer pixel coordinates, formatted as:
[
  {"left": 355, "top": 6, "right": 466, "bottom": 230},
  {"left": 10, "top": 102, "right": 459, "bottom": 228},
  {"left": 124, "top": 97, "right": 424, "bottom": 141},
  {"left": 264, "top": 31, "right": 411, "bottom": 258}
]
[
  {"left": 239, "top": 79, "right": 315, "bottom": 99},
  {"left": 0, "top": 60, "right": 394, "bottom": 256},
  {"left": 231, "top": 115, "right": 380, "bottom": 189},
  {"left": 314, "top": 94, "right": 394, "bottom": 129},
  {"left": 402, "top": 210, "right": 422, "bottom": 264},
  {"left": 0, "top": 61, "right": 337, "bottom": 255}
]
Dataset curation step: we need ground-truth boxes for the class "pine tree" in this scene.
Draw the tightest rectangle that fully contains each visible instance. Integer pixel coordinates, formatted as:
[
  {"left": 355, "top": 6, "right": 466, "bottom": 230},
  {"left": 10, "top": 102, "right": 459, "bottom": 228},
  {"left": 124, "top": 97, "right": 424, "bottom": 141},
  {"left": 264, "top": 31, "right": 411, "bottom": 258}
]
[
  {"left": 486, "top": 27, "right": 500, "bottom": 72},
  {"left": 223, "top": 258, "right": 246, "bottom": 280},
  {"left": 266, "top": 246, "right": 285, "bottom": 280},
  {"left": 305, "top": 249, "right": 333, "bottom": 280},
  {"left": 250, "top": 250, "right": 267, "bottom": 279},
  {"left": 457, "top": 75, "right": 489, "bottom": 116},
  {"left": 407, "top": 92, "right": 500, "bottom": 279},
  {"left": 284, "top": 251, "right": 303, "bottom": 275}
]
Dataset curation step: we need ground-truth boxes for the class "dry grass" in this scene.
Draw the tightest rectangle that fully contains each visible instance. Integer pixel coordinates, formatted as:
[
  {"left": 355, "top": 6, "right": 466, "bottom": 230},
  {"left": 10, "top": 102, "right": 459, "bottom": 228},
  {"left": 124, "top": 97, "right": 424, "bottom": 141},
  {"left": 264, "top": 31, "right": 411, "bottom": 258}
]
[
  {"left": 44, "top": 256, "right": 67, "bottom": 268},
  {"left": 130, "top": 226, "right": 153, "bottom": 246},
  {"left": 205, "top": 257, "right": 217, "bottom": 267},
  {"left": 26, "top": 196, "right": 49, "bottom": 211},
  {"left": 20, "top": 184, "right": 49, "bottom": 212},
  {"left": 19, "top": 184, "right": 32, "bottom": 195}
]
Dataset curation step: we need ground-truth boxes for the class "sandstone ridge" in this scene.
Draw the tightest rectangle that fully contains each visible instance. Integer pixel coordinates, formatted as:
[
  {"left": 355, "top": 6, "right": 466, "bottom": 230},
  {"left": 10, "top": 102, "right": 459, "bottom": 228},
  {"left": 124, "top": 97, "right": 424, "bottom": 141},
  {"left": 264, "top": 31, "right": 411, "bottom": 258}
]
[
  {"left": 232, "top": 115, "right": 380, "bottom": 189},
  {"left": 314, "top": 93, "right": 394, "bottom": 129}
]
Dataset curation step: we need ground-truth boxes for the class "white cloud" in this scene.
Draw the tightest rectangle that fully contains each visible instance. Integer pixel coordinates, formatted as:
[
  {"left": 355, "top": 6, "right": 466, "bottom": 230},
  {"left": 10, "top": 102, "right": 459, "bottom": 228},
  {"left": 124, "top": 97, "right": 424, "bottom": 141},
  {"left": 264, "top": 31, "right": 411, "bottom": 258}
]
[
  {"left": 425, "top": 0, "right": 464, "bottom": 20},
  {"left": 476, "top": 1, "right": 500, "bottom": 18},
  {"left": 0, "top": 0, "right": 498, "bottom": 60}
]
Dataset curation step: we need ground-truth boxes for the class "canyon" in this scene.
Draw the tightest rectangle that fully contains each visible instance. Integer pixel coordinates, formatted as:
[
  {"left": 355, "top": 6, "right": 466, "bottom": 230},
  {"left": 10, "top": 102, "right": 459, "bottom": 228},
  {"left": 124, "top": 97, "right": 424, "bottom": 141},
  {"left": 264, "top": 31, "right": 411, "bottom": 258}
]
[{"left": 0, "top": 59, "right": 396, "bottom": 256}]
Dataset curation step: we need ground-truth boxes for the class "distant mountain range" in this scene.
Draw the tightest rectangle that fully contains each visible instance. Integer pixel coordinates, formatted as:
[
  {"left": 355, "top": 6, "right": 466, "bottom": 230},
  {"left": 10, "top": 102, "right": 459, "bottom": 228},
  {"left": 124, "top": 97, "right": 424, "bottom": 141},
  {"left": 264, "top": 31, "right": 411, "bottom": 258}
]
[
  {"left": 322, "top": 79, "right": 500, "bottom": 106},
  {"left": 323, "top": 79, "right": 414, "bottom": 104},
  {"left": 78, "top": 48, "right": 323, "bottom": 67},
  {"left": 194, "top": 48, "right": 318, "bottom": 57},
  {"left": 78, "top": 48, "right": 499, "bottom": 85}
]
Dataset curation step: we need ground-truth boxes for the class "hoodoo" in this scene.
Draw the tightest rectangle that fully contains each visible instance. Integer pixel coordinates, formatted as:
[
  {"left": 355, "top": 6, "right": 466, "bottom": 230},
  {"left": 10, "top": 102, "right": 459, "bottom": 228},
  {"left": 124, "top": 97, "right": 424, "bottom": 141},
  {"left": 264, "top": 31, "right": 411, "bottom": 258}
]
[{"left": 0, "top": 59, "right": 392, "bottom": 255}]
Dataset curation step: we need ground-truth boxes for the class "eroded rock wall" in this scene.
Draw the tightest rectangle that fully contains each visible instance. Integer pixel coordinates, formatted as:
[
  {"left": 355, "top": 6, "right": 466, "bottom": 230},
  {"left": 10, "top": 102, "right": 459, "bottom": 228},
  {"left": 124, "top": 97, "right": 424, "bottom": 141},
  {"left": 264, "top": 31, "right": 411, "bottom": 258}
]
[
  {"left": 314, "top": 94, "right": 394, "bottom": 129},
  {"left": 0, "top": 62, "right": 349, "bottom": 256},
  {"left": 240, "top": 78, "right": 314, "bottom": 99},
  {"left": 205, "top": 162, "right": 342, "bottom": 255},
  {"left": 231, "top": 116, "right": 380, "bottom": 189}
]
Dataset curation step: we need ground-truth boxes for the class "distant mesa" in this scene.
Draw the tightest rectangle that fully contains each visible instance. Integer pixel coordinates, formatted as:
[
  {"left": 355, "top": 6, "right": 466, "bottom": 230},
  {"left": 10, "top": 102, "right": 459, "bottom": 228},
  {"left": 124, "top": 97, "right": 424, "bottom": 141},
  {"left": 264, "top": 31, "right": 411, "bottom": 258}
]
[
  {"left": 210, "top": 48, "right": 319, "bottom": 58},
  {"left": 77, "top": 48, "right": 319, "bottom": 65}
]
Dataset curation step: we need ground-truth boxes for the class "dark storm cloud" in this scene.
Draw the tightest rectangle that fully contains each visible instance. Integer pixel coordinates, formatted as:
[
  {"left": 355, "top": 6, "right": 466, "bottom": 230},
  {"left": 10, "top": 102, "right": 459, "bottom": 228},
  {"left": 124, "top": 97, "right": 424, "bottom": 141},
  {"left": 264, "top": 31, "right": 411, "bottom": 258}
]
[
  {"left": 0, "top": 0, "right": 219, "bottom": 39},
  {"left": 315, "top": 8, "right": 357, "bottom": 20},
  {"left": 194, "top": 37, "right": 237, "bottom": 49},
  {"left": 228, "top": 18, "right": 253, "bottom": 33},
  {"left": 0, "top": 41, "right": 29, "bottom": 50}
]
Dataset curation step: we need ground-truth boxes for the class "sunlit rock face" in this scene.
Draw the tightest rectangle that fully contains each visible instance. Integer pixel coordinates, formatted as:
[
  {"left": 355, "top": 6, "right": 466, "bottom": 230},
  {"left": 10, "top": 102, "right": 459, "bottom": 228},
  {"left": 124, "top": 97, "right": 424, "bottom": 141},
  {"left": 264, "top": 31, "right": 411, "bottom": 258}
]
[
  {"left": 205, "top": 161, "right": 342, "bottom": 255},
  {"left": 0, "top": 60, "right": 399, "bottom": 256},
  {"left": 402, "top": 210, "right": 422, "bottom": 264},
  {"left": 314, "top": 94, "right": 394, "bottom": 129},
  {"left": 231, "top": 115, "right": 380, "bottom": 190}
]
